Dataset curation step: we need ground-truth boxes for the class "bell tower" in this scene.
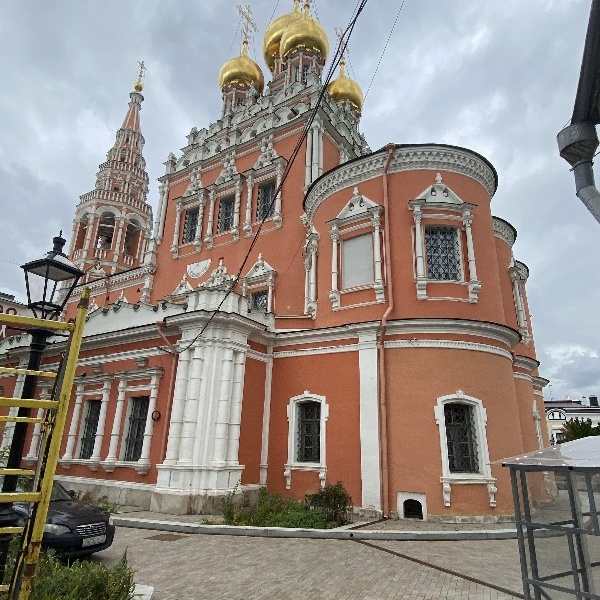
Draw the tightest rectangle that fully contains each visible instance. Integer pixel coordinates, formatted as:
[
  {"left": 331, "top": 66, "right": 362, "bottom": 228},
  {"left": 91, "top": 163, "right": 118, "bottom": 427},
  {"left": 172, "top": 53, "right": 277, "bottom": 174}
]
[{"left": 69, "top": 63, "right": 153, "bottom": 278}]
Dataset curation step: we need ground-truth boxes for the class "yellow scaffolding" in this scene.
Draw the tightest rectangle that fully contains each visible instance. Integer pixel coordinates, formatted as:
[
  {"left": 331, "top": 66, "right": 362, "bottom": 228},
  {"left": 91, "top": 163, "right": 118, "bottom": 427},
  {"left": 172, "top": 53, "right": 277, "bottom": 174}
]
[{"left": 0, "top": 289, "right": 88, "bottom": 599}]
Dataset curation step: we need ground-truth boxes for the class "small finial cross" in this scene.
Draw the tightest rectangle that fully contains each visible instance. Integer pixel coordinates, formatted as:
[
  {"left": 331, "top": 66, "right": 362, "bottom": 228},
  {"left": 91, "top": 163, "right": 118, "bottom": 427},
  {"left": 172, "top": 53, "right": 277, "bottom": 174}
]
[
  {"left": 237, "top": 4, "right": 258, "bottom": 43},
  {"left": 137, "top": 61, "right": 146, "bottom": 80}
]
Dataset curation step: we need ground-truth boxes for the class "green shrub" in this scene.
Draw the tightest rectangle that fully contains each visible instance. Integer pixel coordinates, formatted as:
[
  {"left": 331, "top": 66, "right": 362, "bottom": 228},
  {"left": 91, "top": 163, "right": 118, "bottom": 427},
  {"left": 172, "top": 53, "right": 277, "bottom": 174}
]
[
  {"left": 223, "top": 485, "right": 349, "bottom": 529},
  {"left": 29, "top": 552, "right": 135, "bottom": 600},
  {"left": 307, "top": 481, "right": 353, "bottom": 526},
  {"left": 75, "top": 491, "right": 120, "bottom": 514}
]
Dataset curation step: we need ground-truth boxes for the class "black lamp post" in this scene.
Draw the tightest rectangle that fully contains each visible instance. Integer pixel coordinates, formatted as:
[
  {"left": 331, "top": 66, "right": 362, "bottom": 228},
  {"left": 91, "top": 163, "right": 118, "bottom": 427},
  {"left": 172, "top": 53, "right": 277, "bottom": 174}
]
[{"left": 0, "top": 233, "right": 83, "bottom": 580}]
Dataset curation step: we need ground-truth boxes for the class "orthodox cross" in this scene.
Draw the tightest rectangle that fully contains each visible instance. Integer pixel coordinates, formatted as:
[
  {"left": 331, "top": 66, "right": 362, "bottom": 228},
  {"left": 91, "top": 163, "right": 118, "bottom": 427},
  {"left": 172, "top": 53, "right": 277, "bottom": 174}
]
[
  {"left": 237, "top": 4, "right": 258, "bottom": 43},
  {"left": 136, "top": 60, "right": 147, "bottom": 84},
  {"left": 335, "top": 27, "right": 348, "bottom": 59}
]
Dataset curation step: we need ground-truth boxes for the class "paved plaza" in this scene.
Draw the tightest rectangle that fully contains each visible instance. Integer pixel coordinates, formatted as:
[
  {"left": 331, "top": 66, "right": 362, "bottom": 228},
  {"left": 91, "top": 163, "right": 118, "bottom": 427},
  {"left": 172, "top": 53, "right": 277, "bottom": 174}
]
[{"left": 94, "top": 526, "right": 525, "bottom": 599}]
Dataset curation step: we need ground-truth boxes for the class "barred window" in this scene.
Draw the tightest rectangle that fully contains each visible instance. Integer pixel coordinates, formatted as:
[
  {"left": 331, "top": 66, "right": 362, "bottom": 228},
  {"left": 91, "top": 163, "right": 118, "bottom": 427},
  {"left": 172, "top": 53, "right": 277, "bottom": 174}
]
[
  {"left": 123, "top": 396, "right": 149, "bottom": 462},
  {"left": 425, "top": 226, "right": 461, "bottom": 281},
  {"left": 182, "top": 208, "right": 199, "bottom": 244},
  {"left": 444, "top": 403, "right": 479, "bottom": 473},
  {"left": 217, "top": 196, "right": 235, "bottom": 233},
  {"left": 297, "top": 401, "right": 321, "bottom": 462},
  {"left": 79, "top": 400, "right": 101, "bottom": 460},
  {"left": 250, "top": 290, "right": 268, "bottom": 310},
  {"left": 257, "top": 180, "right": 275, "bottom": 221}
]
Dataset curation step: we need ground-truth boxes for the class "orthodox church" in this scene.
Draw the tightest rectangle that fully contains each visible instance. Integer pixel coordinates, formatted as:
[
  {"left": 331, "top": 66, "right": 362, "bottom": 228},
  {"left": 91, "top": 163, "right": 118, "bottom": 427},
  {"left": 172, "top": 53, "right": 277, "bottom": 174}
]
[{"left": 1, "top": 0, "right": 548, "bottom": 519}]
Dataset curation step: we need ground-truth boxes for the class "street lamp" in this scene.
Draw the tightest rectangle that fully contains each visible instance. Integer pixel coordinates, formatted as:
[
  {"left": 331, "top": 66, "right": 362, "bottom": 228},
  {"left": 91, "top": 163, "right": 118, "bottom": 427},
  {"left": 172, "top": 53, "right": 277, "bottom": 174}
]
[
  {"left": 21, "top": 232, "right": 83, "bottom": 320},
  {"left": 0, "top": 233, "right": 83, "bottom": 580}
]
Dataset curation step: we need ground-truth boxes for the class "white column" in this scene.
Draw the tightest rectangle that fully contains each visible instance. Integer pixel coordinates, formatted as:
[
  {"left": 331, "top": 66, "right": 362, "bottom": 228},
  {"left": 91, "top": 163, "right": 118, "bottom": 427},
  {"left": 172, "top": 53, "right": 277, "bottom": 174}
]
[
  {"left": 194, "top": 193, "right": 205, "bottom": 247},
  {"left": 305, "top": 128, "right": 313, "bottom": 186},
  {"left": 511, "top": 270, "right": 527, "bottom": 333},
  {"left": 233, "top": 180, "right": 242, "bottom": 235},
  {"left": 259, "top": 350, "right": 274, "bottom": 485},
  {"left": 330, "top": 229, "right": 339, "bottom": 292},
  {"left": 358, "top": 331, "right": 381, "bottom": 510},
  {"left": 463, "top": 212, "right": 477, "bottom": 281},
  {"left": 204, "top": 189, "right": 215, "bottom": 246},
  {"left": 309, "top": 244, "right": 318, "bottom": 305},
  {"left": 138, "top": 373, "right": 160, "bottom": 467},
  {"left": 311, "top": 123, "right": 320, "bottom": 181},
  {"left": 105, "top": 379, "right": 127, "bottom": 463},
  {"left": 274, "top": 164, "right": 283, "bottom": 225},
  {"left": 373, "top": 214, "right": 383, "bottom": 283},
  {"left": 171, "top": 202, "right": 182, "bottom": 253},
  {"left": 226, "top": 351, "right": 246, "bottom": 464},
  {"left": 4, "top": 369, "right": 26, "bottom": 448},
  {"left": 82, "top": 202, "right": 97, "bottom": 257},
  {"left": 155, "top": 182, "right": 169, "bottom": 243},
  {"left": 90, "top": 379, "right": 111, "bottom": 464},
  {"left": 213, "top": 348, "right": 234, "bottom": 465},
  {"left": 111, "top": 217, "right": 126, "bottom": 265},
  {"left": 267, "top": 274, "right": 274, "bottom": 313},
  {"left": 177, "top": 345, "right": 204, "bottom": 464},
  {"left": 62, "top": 385, "right": 85, "bottom": 461},
  {"left": 25, "top": 403, "right": 46, "bottom": 462},
  {"left": 243, "top": 175, "right": 254, "bottom": 235},
  {"left": 304, "top": 253, "right": 311, "bottom": 314},
  {"left": 318, "top": 125, "right": 324, "bottom": 176},
  {"left": 163, "top": 348, "right": 191, "bottom": 464},
  {"left": 413, "top": 209, "right": 425, "bottom": 278}
]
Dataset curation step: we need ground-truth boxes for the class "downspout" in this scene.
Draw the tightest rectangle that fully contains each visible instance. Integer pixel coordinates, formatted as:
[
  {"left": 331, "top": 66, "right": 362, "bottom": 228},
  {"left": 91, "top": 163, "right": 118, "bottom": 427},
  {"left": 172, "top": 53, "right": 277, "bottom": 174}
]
[
  {"left": 156, "top": 320, "right": 178, "bottom": 463},
  {"left": 557, "top": 122, "right": 600, "bottom": 224},
  {"left": 378, "top": 144, "right": 395, "bottom": 518}
]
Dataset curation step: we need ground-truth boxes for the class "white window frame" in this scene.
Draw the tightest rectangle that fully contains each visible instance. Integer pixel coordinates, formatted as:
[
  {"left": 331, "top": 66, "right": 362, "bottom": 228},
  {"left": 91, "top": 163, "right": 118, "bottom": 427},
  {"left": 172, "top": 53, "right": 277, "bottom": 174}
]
[
  {"left": 284, "top": 391, "right": 329, "bottom": 490},
  {"left": 327, "top": 188, "right": 385, "bottom": 311},
  {"left": 341, "top": 233, "right": 375, "bottom": 289},
  {"left": 433, "top": 391, "right": 496, "bottom": 507}
]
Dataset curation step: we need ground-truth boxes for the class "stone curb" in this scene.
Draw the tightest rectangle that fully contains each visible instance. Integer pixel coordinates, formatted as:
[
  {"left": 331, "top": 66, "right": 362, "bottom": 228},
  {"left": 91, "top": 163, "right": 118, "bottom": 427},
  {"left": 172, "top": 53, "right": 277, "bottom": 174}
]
[
  {"left": 112, "top": 516, "right": 518, "bottom": 541},
  {"left": 133, "top": 583, "right": 154, "bottom": 599}
]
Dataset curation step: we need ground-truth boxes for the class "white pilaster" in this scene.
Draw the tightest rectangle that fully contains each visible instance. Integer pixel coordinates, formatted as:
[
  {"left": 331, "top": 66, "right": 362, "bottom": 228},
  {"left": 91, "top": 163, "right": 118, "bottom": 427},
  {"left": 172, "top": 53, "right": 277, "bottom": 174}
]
[
  {"left": 163, "top": 347, "right": 191, "bottom": 464},
  {"left": 226, "top": 351, "right": 246, "bottom": 464},
  {"left": 305, "top": 128, "right": 313, "bottom": 186},
  {"left": 177, "top": 345, "right": 204, "bottom": 464},
  {"left": 213, "top": 349, "right": 234, "bottom": 464},
  {"left": 358, "top": 331, "right": 381, "bottom": 510},
  {"left": 103, "top": 379, "right": 127, "bottom": 467},
  {"left": 259, "top": 349, "right": 274, "bottom": 486},
  {"left": 90, "top": 379, "right": 111, "bottom": 468},
  {"left": 62, "top": 384, "right": 84, "bottom": 462},
  {"left": 137, "top": 373, "right": 160, "bottom": 474}
]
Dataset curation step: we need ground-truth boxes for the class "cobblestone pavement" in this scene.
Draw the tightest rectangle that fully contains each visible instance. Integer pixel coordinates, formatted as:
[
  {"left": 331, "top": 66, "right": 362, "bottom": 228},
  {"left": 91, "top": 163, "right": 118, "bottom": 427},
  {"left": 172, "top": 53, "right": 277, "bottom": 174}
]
[{"left": 94, "top": 526, "right": 525, "bottom": 599}]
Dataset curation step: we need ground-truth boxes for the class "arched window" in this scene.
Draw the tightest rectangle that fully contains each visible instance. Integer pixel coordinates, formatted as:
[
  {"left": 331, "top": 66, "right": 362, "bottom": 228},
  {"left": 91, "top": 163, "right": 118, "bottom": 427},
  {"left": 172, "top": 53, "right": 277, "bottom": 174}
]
[
  {"left": 95, "top": 212, "right": 116, "bottom": 250},
  {"left": 284, "top": 391, "right": 329, "bottom": 490},
  {"left": 434, "top": 391, "right": 496, "bottom": 508}
]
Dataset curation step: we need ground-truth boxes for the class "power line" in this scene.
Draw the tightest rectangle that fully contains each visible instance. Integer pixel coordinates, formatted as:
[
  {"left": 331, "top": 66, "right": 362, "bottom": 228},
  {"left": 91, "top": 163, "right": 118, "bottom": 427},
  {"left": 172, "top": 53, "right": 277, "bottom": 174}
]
[
  {"left": 175, "top": 0, "right": 370, "bottom": 354},
  {"left": 226, "top": 12, "right": 243, "bottom": 60},
  {"left": 364, "top": 0, "right": 406, "bottom": 102}
]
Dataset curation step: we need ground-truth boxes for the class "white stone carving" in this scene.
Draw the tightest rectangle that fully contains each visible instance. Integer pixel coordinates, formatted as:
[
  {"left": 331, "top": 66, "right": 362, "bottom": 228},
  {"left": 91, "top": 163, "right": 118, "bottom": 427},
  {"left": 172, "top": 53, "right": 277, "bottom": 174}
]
[
  {"left": 187, "top": 259, "right": 211, "bottom": 279},
  {"left": 492, "top": 217, "right": 517, "bottom": 247},
  {"left": 253, "top": 134, "right": 279, "bottom": 170},
  {"left": 171, "top": 274, "right": 194, "bottom": 297},
  {"left": 200, "top": 259, "right": 236, "bottom": 290},
  {"left": 215, "top": 152, "right": 238, "bottom": 185},
  {"left": 415, "top": 173, "right": 463, "bottom": 204},
  {"left": 183, "top": 167, "right": 202, "bottom": 196}
]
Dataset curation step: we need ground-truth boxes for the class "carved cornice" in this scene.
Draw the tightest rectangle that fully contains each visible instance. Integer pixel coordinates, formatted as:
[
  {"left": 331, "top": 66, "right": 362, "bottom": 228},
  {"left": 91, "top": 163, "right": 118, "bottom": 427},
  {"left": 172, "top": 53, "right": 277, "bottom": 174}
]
[
  {"left": 492, "top": 216, "right": 517, "bottom": 247},
  {"left": 304, "top": 145, "right": 497, "bottom": 219}
]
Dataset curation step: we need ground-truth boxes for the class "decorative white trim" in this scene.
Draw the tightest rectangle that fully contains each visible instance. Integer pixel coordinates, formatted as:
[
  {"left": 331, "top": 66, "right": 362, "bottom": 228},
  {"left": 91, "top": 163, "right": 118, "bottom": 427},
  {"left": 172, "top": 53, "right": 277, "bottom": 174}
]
[
  {"left": 513, "top": 372, "right": 533, "bottom": 382},
  {"left": 274, "top": 343, "right": 359, "bottom": 359},
  {"left": 433, "top": 391, "right": 495, "bottom": 508},
  {"left": 385, "top": 339, "right": 512, "bottom": 361},
  {"left": 285, "top": 391, "right": 329, "bottom": 489},
  {"left": 492, "top": 217, "right": 516, "bottom": 247},
  {"left": 513, "top": 355, "right": 540, "bottom": 371},
  {"left": 304, "top": 145, "right": 496, "bottom": 219}
]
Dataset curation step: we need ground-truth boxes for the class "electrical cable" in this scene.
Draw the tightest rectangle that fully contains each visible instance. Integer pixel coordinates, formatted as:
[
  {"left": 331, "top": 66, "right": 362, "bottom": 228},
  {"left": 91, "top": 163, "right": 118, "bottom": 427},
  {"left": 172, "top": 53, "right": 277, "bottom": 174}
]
[
  {"left": 226, "top": 13, "right": 243, "bottom": 60},
  {"left": 364, "top": 0, "right": 405, "bottom": 102},
  {"left": 174, "top": 0, "right": 370, "bottom": 354}
]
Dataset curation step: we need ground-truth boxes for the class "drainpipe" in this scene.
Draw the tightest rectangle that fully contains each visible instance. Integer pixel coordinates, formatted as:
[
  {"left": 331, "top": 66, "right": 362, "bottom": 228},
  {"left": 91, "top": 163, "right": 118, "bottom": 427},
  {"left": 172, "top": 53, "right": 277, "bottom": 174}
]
[
  {"left": 557, "top": 121, "right": 600, "bottom": 224},
  {"left": 156, "top": 320, "right": 178, "bottom": 463},
  {"left": 378, "top": 144, "right": 395, "bottom": 518}
]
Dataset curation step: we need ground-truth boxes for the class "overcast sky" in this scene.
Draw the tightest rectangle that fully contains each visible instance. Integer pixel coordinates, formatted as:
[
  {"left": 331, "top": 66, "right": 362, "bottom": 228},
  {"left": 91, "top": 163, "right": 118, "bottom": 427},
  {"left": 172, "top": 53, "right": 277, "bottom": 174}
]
[{"left": 0, "top": 0, "right": 598, "bottom": 402}]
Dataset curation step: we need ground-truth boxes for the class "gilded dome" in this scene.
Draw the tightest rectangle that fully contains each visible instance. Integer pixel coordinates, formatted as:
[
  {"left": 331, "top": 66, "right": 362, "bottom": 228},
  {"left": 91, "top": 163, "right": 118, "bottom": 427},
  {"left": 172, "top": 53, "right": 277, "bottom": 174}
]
[
  {"left": 279, "top": 1, "right": 329, "bottom": 63},
  {"left": 262, "top": 0, "right": 303, "bottom": 72},
  {"left": 327, "top": 59, "right": 363, "bottom": 113},
  {"left": 219, "top": 40, "right": 265, "bottom": 92}
]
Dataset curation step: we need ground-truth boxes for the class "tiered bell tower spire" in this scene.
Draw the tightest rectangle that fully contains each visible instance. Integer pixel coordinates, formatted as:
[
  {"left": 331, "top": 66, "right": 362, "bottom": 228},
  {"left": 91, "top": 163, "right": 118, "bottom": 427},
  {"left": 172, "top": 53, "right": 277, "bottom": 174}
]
[{"left": 69, "top": 64, "right": 153, "bottom": 279}]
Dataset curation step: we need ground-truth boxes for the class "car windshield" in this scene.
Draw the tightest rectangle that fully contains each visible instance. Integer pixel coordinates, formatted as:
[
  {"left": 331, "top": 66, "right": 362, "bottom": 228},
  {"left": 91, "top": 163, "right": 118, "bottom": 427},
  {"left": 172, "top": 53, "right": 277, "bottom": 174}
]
[{"left": 0, "top": 477, "right": 74, "bottom": 501}]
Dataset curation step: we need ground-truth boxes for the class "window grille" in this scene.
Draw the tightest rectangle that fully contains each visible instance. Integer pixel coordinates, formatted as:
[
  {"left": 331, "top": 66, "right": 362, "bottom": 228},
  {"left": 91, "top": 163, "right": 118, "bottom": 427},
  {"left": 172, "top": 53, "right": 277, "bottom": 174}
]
[
  {"left": 217, "top": 196, "right": 235, "bottom": 233},
  {"left": 444, "top": 403, "right": 479, "bottom": 473},
  {"left": 302, "top": 64, "right": 309, "bottom": 82},
  {"left": 79, "top": 400, "right": 101, "bottom": 460},
  {"left": 182, "top": 208, "right": 199, "bottom": 244},
  {"left": 297, "top": 401, "right": 320, "bottom": 462},
  {"left": 123, "top": 396, "right": 149, "bottom": 462},
  {"left": 257, "top": 180, "right": 275, "bottom": 221},
  {"left": 250, "top": 290, "right": 268, "bottom": 311},
  {"left": 425, "top": 226, "right": 461, "bottom": 281}
]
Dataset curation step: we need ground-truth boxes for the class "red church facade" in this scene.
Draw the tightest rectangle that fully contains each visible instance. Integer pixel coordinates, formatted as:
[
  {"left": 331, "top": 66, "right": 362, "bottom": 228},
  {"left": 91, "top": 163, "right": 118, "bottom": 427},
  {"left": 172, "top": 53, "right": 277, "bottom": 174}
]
[{"left": 0, "top": 1, "right": 548, "bottom": 520}]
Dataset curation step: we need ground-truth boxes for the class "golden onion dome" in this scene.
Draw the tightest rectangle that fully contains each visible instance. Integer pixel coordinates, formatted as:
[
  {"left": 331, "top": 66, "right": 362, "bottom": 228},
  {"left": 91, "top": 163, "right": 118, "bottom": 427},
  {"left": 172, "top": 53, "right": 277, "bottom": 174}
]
[
  {"left": 218, "top": 40, "right": 265, "bottom": 92},
  {"left": 327, "top": 59, "right": 363, "bottom": 113},
  {"left": 280, "top": 1, "right": 329, "bottom": 63},
  {"left": 133, "top": 78, "right": 143, "bottom": 93},
  {"left": 263, "top": 0, "right": 303, "bottom": 72}
]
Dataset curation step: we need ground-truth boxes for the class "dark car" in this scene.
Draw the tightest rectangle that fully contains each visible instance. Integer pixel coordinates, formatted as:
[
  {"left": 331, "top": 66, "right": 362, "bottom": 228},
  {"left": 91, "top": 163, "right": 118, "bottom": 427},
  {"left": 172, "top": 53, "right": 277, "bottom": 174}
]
[{"left": 10, "top": 479, "right": 115, "bottom": 558}]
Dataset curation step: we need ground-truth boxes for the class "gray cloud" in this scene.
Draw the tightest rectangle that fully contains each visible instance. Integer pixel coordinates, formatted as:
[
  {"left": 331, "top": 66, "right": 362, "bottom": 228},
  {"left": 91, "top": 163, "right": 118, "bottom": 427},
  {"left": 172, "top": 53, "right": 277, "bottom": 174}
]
[{"left": 0, "top": 0, "right": 596, "bottom": 400}]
